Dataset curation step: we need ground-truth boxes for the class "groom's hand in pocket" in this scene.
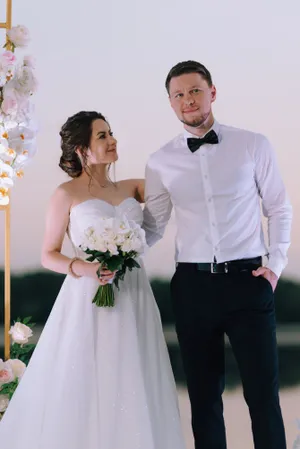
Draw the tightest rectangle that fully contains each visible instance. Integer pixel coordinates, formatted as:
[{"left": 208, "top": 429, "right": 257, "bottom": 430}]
[{"left": 252, "top": 266, "right": 278, "bottom": 292}]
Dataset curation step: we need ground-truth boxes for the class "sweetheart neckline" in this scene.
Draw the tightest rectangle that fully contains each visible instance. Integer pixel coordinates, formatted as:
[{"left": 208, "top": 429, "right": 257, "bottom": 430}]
[{"left": 70, "top": 197, "right": 139, "bottom": 215}]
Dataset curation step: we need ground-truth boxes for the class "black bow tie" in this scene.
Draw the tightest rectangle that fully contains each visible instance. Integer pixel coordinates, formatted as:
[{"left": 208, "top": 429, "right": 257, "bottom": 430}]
[{"left": 187, "top": 129, "right": 219, "bottom": 153}]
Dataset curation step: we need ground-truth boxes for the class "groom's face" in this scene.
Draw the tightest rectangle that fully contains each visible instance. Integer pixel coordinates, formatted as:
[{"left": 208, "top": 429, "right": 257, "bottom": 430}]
[{"left": 168, "top": 73, "right": 216, "bottom": 128}]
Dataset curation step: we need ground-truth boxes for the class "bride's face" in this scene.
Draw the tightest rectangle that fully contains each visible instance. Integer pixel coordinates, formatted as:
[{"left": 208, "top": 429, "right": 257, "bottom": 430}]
[{"left": 86, "top": 119, "right": 118, "bottom": 166}]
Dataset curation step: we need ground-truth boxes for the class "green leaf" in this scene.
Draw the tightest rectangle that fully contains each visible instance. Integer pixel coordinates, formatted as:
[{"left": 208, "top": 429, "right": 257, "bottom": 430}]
[
  {"left": 125, "top": 258, "right": 140, "bottom": 269},
  {"left": 86, "top": 255, "right": 95, "bottom": 262},
  {"left": 106, "top": 256, "right": 123, "bottom": 272},
  {"left": 22, "top": 316, "right": 32, "bottom": 325},
  {"left": 94, "top": 251, "right": 107, "bottom": 258}
]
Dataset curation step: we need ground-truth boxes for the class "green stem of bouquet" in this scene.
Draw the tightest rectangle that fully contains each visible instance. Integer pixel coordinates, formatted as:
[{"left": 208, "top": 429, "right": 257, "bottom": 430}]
[{"left": 92, "top": 284, "right": 115, "bottom": 307}]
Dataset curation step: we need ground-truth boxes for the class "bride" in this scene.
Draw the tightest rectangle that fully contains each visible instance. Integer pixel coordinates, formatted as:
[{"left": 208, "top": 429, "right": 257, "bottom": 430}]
[{"left": 0, "top": 111, "right": 186, "bottom": 449}]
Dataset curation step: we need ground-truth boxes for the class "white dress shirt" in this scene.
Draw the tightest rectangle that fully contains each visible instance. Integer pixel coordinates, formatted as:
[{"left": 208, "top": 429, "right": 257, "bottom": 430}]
[{"left": 142, "top": 120, "right": 292, "bottom": 278}]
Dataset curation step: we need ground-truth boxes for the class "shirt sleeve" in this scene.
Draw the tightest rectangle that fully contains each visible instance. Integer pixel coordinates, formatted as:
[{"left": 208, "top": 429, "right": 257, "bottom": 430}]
[
  {"left": 142, "top": 156, "right": 173, "bottom": 247},
  {"left": 254, "top": 134, "right": 293, "bottom": 278}
]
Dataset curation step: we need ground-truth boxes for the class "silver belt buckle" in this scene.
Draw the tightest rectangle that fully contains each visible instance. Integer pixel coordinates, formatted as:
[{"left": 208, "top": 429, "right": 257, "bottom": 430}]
[{"left": 211, "top": 262, "right": 229, "bottom": 273}]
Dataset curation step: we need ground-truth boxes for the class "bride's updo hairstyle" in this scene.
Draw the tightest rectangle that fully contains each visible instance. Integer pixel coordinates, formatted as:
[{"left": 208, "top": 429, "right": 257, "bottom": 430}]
[{"left": 59, "top": 111, "right": 108, "bottom": 178}]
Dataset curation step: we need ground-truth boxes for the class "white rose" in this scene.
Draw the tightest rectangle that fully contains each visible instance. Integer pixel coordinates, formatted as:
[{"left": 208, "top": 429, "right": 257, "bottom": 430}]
[
  {"left": 9, "top": 322, "right": 33, "bottom": 345},
  {"left": 121, "top": 238, "right": 134, "bottom": 253},
  {"left": 0, "top": 359, "right": 15, "bottom": 386},
  {"left": 115, "top": 233, "right": 126, "bottom": 246},
  {"left": 6, "top": 359, "right": 26, "bottom": 379},
  {"left": 107, "top": 243, "right": 119, "bottom": 256},
  {"left": 0, "top": 394, "right": 9, "bottom": 413},
  {"left": 128, "top": 236, "right": 143, "bottom": 253},
  {"left": 94, "top": 238, "right": 108, "bottom": 253},
  {"left": 7, "top": 25, "right": 30, "bottom": 48}
]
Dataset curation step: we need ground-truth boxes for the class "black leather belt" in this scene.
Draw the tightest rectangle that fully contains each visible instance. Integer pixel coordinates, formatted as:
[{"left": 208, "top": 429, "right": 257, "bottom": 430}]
[{"left": 177, "top": 257, "right": 262, "bottom": 274}]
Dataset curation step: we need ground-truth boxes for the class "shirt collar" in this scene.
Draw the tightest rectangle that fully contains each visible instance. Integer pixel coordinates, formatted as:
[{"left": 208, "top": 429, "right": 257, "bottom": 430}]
[{"left": 183, "top": 119, "right": 221, "bottom": 141}]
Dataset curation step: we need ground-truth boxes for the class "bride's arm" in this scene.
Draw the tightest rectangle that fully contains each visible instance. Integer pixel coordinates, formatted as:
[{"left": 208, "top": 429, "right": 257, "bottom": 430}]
[
  {"left": 135, "top": 179, "right": 145, "bottom": 203},
  {"left": 41, "top": 186, "right": 110, "bottom": 283},
  {"left": 41, "top": 186, "right": 89, "bottom": 276}
]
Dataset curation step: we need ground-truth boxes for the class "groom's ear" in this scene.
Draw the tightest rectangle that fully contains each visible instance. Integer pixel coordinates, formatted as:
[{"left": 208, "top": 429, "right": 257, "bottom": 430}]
[{"left": 211, "top": 85, "right": 217, "bottom": 103}]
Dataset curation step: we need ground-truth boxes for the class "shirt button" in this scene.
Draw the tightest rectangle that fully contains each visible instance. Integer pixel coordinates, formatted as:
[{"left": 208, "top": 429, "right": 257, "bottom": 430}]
[
  {"left": 212, "top": 223, "right": 215, "bottom": 227},
  {"left": 208, "top": 198, "right": 212, "bottom": 202},
  {"left": 204, "top": 174, "right": 208, "bottom": 179}
]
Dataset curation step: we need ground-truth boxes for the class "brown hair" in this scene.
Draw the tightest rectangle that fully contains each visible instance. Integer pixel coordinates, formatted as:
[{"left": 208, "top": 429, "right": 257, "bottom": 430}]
[{"left": 165, "top": 60, "right": 213, "bottom": 93}]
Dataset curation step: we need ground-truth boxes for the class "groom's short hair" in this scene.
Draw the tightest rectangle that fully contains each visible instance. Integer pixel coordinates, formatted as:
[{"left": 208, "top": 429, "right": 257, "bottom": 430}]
[{"left": 165, "top": 60, "right": 213, "bottom": 93}]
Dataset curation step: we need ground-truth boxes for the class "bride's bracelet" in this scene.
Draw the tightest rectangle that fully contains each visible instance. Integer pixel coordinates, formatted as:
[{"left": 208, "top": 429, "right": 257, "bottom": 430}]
[{"left": 68, "top": 257, "right": 82, "bottom": 279}]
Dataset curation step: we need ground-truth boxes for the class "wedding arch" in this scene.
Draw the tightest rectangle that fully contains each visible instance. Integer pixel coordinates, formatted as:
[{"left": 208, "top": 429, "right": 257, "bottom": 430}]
[{"left": 0, "top": 0, "right": 37, "bottom": 360}]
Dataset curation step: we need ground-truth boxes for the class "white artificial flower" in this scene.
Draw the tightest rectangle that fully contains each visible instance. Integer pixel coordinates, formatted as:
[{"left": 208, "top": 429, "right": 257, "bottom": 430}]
[
  {"left": 23, "top": 55, "right": 35, "bottom": 69},
  {"left": 14, "top": 65, "right": 38, "bottom": 96},
  {"left": 5, "top": 359, "right": 26, "bottom": 379},
  {"left": 0, "top": 395, "right": 9, "bottom": 413},
  {"left": 0, "top": 359, "right": 15, "bottom": 386},
  {"left": 1, "top": 87, "right": 18, "bottom": 117},
  {"left": 7, "top": 25, "right": 30, "bottom": 48},
  {"left": 0, "top": 51, "right": 16, "bottom": 68},
  {"left": 0, "top": 143, "right": 16, "bottom": 163},
  {"left": 9, "top": 322, "right": 33, "bottom": 345},
  {"left": 0, "top": 186, "right": 9, "bottom": 205},
  {"left": 0, "top": 160, "right": 14, "bottom": 188},
  {"left": 0, "top": 71, "right": 7, "bottom": 88}
]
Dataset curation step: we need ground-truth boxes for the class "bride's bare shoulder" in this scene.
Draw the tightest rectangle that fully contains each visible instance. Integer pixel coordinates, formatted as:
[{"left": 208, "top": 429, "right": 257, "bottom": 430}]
[
  {"left": 118, "top": 179, "right": 145, "bottom": 203},
  {"left": 49, "top": 181, "right": 75, "bottom": 206}
]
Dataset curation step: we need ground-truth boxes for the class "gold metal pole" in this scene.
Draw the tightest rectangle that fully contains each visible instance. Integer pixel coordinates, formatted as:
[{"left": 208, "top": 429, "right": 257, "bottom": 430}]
[
  {"left": 1, "top": 0, "right": 13, "bottom": 360},
  {"left": 6, "top": 0, "right": 12, "bottom": 29},
  {"left": 4, "top": 202, "right": 11, "bottom": 360}
]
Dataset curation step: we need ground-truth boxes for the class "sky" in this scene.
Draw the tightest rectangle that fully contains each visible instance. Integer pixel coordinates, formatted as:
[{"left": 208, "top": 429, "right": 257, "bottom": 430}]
[{"left": 0, "top": 0, "right": 299, "bottom": 280}]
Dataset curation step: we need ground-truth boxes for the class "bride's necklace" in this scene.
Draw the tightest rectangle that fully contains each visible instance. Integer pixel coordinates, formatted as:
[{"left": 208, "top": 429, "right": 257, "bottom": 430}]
[{"left": 90, "top": 176, "right": 112, "bottom": 189}]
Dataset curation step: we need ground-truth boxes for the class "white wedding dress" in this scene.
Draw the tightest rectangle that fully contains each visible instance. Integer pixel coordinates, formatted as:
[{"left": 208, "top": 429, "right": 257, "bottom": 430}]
[{"left": 0, "top": 198, "right": 186, "bottom": 449}]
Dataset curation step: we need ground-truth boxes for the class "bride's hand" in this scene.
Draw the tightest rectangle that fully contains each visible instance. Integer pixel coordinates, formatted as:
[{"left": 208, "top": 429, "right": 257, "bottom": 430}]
[{"left": 90, "top": 263, "right": 116, "bottom": 286}]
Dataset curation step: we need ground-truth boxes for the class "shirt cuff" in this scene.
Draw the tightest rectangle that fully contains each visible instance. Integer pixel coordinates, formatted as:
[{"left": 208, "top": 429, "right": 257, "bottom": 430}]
[{"left": 265, "top": 257, "right": 286, "bottom": 279}]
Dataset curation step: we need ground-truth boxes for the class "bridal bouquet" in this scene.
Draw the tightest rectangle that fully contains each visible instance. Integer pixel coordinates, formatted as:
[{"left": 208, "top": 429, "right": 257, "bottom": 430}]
[
  {"left": 0, "top": 317, "right": 36, "bottom": 420},
  {"left": 80, "top": 216, "right": 147, "bottom": 307}
]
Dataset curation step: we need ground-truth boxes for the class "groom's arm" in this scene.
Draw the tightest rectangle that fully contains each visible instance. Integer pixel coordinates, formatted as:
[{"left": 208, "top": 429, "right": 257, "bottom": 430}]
[{"left": 142, "top": 157, "right": 173, "bottom": 247}]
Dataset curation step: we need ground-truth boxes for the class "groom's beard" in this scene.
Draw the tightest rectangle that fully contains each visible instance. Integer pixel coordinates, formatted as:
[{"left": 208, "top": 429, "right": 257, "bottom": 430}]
[{"left": 180, "top": 110, "right": 210, "bottom": 128}]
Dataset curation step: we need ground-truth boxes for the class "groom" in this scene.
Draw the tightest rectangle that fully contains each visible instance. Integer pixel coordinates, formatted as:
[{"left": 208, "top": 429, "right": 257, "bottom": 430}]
[{"left": 143, "top": 60, "right": 292, "bottom": 449}]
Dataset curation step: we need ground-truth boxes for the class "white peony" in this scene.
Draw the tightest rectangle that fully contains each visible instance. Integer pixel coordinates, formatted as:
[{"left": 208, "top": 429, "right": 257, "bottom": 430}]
[
  {"left": 14, "top": 65, "right": 38, "bottom": 96},
  {"left": 0, "top": 394, "right": 9, "bottom": 413},
  {"left": 7, "top": 25, "right": 30, "bottom": 48},
  {"left": 6, "top": 359, "right": 26, "bottom": 379},
  {"left": 23, "top": 55, "right": 35, "bottom": 69},
  {"left": 9, "top": 322, "right": 33, "bottom": 345}
]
